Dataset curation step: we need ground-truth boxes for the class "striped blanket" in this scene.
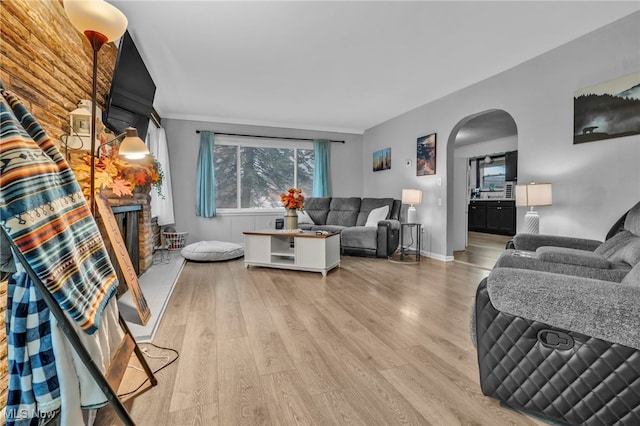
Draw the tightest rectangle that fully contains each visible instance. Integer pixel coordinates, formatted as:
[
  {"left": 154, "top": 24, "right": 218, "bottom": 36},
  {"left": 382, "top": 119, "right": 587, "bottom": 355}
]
[{"left": 0, "top": 88, "right": 118, "bottom": 334}]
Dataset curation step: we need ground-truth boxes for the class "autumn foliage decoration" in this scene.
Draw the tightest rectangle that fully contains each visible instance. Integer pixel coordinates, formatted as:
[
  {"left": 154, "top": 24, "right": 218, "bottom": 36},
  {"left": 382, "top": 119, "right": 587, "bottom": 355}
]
[
  {"left": 70, "top": 145, "right": 162, "bottom": 199},
  {"left": 280, "top": 187, "right": 305, "bottom": 210}
]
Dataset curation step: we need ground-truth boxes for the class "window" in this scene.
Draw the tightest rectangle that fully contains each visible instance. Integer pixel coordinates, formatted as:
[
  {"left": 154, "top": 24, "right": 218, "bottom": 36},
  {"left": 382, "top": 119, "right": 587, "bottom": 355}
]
[
  {"left": 479, "top": 156, "right": 506, "bottom": 191},
  {"left": 214, "top": 136, "right": 315, "bottom": 209}
]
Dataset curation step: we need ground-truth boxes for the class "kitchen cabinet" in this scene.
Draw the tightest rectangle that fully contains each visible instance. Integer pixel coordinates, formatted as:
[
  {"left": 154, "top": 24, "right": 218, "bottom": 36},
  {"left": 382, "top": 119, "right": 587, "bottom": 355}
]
[
  {"left": 468, "top": 201, "right": 487, "bottom": 232},
  {"left": 469, "top": 200, "right": 516, "bottom": 236}
]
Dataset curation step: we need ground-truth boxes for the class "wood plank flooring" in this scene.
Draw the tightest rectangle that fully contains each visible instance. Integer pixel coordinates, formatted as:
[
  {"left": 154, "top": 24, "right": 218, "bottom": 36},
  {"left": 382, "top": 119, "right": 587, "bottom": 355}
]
[
  {"left": 453, "top": 232, "right": 512, "bottom": 270},
  {"left": 95, "top": 248, "right": 544, "bottom": 425}
]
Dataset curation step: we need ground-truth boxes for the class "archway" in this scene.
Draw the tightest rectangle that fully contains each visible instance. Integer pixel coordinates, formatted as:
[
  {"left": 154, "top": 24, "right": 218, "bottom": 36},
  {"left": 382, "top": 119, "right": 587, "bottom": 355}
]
[{"left": 445, "top": 109, "right": 518, "bottom": 259}]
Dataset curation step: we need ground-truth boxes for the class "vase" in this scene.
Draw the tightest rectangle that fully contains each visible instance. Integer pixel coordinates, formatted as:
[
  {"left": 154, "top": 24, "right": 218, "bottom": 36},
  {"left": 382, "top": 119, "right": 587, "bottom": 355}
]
[{"left": 284, "top": 208, "right": 298, "bottom": 230}]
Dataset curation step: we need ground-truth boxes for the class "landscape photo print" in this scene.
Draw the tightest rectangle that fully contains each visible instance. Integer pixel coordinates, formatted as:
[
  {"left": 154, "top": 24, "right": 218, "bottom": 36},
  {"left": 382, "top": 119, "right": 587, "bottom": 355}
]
[
  {"left": 574, "top": 72, "right": 640, "bottom": 144},
  {"left": 373, "top": 147, "right": 391, "bottom": 172}
]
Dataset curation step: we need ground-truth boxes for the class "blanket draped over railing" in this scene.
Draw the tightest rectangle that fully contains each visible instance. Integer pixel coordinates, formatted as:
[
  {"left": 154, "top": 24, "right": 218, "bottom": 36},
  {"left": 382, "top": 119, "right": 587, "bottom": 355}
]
[
  {"left": 1, "top": 87, "right": 119, "bottom": 423},
  {"left": 0, "top": 88, "right": 118, "bottom": 333}
]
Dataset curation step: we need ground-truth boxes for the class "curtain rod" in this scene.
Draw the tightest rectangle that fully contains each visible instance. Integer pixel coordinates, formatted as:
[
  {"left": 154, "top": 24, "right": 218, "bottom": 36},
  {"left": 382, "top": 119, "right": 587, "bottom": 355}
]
[{"left": 195, "top": 130, "right": 345, "bottom": 144}]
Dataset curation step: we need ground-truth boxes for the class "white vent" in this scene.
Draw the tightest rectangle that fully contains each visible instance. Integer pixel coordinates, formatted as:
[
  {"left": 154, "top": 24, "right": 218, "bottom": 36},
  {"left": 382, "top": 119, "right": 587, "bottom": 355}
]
[{"left": 505, "top": 182, "right": 514, "bottom": 199}]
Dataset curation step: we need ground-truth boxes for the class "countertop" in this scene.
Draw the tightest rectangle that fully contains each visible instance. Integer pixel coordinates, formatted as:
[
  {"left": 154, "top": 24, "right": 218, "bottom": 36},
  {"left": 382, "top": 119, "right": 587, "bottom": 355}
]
[{"left": 469, "top": 198, "right": 515, "bottom": 202}]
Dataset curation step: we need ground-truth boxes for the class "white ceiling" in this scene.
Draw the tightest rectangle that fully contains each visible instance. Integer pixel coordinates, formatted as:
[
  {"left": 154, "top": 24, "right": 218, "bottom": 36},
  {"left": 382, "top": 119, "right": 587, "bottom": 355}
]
[{"left": 109, "top": 1, "right": 639, "bottom": 134}]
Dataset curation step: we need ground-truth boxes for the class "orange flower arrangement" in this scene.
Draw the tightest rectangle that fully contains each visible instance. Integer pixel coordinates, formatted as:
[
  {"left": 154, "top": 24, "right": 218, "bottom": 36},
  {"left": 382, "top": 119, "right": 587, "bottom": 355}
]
[
  {"left": 70, "top": 144, "right": 163, "bottom": 199},
  {"left": 280, "top": 187, "right": 304, "bottom": 210}
]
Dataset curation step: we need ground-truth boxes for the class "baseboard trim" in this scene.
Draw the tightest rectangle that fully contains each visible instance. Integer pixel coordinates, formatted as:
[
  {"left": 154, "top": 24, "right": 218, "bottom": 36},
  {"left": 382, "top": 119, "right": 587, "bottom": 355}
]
[{"left": 421, "top": 250, "right": 454, "bottom": 262}]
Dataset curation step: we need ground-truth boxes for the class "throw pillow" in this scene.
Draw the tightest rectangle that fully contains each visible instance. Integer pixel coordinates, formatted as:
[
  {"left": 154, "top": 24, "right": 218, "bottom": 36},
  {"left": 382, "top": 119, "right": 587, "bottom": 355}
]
[
  {"left": 297, "top": 210, "right": 315, "bottom": 225},
  {"left": 365, "top": 205, "right": 389, "bottom": 227}
]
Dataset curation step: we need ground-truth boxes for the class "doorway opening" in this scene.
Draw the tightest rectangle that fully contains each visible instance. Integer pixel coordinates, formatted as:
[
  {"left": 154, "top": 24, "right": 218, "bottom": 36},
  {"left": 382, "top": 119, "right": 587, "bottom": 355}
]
[{"left": 445, "top": 109, "right": 518, "bottom": 269}]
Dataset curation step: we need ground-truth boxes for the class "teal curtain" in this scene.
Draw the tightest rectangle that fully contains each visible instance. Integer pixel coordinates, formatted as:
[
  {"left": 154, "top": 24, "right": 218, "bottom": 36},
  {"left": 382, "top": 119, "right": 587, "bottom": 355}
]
[
  {"left": 196, "top": 131, "right": 216, "bottom": 217},
  {"left": 312, "top": 139, "right": 330, "bottom": 197}
]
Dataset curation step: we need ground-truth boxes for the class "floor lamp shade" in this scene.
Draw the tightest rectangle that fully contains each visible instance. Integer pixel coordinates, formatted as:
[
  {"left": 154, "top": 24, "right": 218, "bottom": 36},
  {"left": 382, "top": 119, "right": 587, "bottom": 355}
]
[
  {"left": 516, "top": 183, "right": 552, "bottom": 234},
  {"left": 402, "top": 189, "right": 423, "bottom": 224},
  {"left": 64, "top": 0, "right": 128, "bottom": 43}
]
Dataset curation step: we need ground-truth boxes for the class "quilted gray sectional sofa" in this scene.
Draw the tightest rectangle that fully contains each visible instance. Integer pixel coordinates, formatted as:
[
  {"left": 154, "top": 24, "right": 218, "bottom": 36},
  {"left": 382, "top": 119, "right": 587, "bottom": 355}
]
[{"left": 300, "top": 197, "right": 401, "bottom": 258}]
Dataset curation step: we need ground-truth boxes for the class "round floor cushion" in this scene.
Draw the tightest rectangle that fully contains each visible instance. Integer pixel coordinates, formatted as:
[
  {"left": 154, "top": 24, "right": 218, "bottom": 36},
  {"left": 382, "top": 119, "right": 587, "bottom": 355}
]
[{"left": 181, "top": 241, "right": 244, "bottom": 262}]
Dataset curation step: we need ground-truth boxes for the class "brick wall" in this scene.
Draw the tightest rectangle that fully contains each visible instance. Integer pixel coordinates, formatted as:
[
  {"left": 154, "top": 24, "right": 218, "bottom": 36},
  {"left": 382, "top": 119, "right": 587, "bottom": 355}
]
[
  {"left": 1, "top": 0, "right": 118, "bottom": 416},
  {"left": 1, "top": 0, "right": 117, "bottom": 143}
]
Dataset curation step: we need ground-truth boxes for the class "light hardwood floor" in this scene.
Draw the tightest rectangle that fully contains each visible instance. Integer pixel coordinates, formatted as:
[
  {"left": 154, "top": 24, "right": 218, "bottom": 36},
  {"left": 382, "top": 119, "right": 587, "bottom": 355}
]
[
  {"left": 453, "top": 232, "right": 512, "bottom": 271},
  {"left": 96, "top": 251, "right": 544, "bottom": 425}
]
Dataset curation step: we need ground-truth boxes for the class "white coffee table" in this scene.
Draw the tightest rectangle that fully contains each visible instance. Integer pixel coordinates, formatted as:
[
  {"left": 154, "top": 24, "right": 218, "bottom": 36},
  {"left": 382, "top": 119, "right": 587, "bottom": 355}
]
[{"left": 243, "top": 230, "right": 341, "bottom": 276}]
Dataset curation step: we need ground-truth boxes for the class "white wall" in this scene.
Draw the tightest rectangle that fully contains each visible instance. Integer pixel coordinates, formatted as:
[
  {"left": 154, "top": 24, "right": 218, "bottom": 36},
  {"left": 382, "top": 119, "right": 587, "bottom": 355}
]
[
  {"left": 163, "top": 118, "right": 363, "bottom": 244},
  {"left": 363, "top": 12, "right": 640, "bottom": 259}
]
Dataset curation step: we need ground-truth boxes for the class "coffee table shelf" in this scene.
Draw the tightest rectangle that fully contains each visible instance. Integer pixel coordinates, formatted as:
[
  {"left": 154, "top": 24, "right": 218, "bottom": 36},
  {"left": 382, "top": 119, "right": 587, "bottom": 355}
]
[{"left": 244, "top": 230, "right": 340, "bottom": 276}]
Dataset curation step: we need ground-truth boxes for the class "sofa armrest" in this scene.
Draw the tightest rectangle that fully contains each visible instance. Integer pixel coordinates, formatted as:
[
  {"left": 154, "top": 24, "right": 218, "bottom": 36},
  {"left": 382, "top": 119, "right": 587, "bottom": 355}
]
[
  {"left": 495, "top": 250, "right": 629, "bottom": 282},
  {"left": 376, "top": 219, "right": 400, "bottom": 258},
  {"left": 512, "top": 233, "right": 602, "bottom": 252},
  {"left": 487, "top": 267, "right": 640, "bottom": 350},
  {"left": 535, "top": 246, "right": 611, "bottom": 269}
]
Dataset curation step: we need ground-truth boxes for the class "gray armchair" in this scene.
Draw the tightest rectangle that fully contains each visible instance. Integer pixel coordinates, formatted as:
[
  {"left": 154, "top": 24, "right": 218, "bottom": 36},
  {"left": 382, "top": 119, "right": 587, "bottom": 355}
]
[
  {"left": 474, "top": 263, "right": 640, "bottom": 425},
  {"left": 496, "top": 201, "right": 640, "bottom": 281},
  {"left": 473, "top": 201, "right": 640, "bottom": 425}
]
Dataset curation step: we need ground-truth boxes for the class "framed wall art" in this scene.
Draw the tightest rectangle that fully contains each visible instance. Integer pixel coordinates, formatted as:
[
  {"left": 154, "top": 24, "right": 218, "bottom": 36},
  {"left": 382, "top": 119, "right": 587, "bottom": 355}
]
[
  {"left": 373, "top": 147, "right": 391, "bottom": 172},
  {"left": 417, "top": 133, "right": 436, "bottom": 176},
  {"left": 574, "top": 72, "right": 640, "bottom": 144}
]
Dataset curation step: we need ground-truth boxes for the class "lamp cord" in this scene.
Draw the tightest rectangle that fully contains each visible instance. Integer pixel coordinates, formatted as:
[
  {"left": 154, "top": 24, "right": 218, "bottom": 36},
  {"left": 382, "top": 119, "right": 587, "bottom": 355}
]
[{"left": 117, "top": 342, "right": 180, "bottom": 399}]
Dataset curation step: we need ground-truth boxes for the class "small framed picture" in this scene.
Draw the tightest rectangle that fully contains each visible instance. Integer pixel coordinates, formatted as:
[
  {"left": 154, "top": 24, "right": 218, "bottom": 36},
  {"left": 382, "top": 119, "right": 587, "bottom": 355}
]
[
  {"left": 417, "top": 133, "right": 436, "bottom": 176},
  {"left": 373, "top": 147, "right": 391, "bottom": 172}
]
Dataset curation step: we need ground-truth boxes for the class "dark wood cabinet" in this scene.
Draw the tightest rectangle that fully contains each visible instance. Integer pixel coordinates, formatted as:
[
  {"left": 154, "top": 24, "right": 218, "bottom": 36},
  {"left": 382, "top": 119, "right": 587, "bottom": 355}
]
[
  {"left": 468, "top": 201, "right": 487, "bottom": 231},
  {"left": 469, "top": 200, "right": 516, "bottom": 236},
  {"left": 505, "top": 150, "right": 518, "bottom": 182}
]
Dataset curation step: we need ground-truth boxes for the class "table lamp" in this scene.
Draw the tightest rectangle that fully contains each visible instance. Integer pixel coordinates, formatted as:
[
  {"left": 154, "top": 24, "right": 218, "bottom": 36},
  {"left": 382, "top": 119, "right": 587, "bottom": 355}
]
[
  {"left": 402, "top": 189, "right": 423, "bottom": 224},
  {"left": 516, "top": 182, "right": 552, "bottom": 234}
]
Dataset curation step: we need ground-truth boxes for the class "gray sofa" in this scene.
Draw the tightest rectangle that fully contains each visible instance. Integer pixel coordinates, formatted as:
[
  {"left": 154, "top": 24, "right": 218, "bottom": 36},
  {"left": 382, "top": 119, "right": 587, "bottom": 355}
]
[
  {"left": 301, "top": 197, "right": 401, "bottom": 258},
  {"left": 473, "top": 201, "right": 640, "bottom": 425}
]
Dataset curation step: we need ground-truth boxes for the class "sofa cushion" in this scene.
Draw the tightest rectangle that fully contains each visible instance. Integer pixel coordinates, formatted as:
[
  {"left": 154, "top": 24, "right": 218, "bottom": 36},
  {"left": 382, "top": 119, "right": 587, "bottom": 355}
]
[
  {"left": 536, "top": 246, "right": 611, "bottom": 269},
  {"left": 356, "top": 198, "right": 394, "bottom": 226},
  {"left": 365, "top": 205, "right": 389, "bottom": 227},
  {"left": 624, "top": 201, "right": 640, "bottom": 235},
  {"left": 595, "top": 230, "right": 636, "bottom": 257},
  {"left": 622, "top": 262, "right": 640, "bottom": 286},
  {"left": 341, "top": 227, "right": 378, "bottom": 251},
  {"left": 326, "top": 197, "right": 361, "bottom": 227},
  {"left": 609, "top": 236, "right": 640, "bottom": 266},
  {"left": 304, "top": 197, "right": 331, "bottom": 225},
  {"left": 297, "top": 210, "right": 314, "bottom": 225},
  {"left": 308, "top": 225, "right": 348, "bottom": 233}
]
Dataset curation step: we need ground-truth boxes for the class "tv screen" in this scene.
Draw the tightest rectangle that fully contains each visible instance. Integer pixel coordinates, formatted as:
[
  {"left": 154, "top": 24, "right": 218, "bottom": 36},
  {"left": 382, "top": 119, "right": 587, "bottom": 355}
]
[{"left": 103, "top": 31, "right": 156, "bottom": 141}]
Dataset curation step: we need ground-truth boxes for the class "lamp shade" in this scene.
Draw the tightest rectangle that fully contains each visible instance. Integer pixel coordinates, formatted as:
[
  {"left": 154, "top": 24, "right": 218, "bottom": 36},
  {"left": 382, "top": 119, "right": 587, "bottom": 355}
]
[
  {"left": 64, "top": 0, "right": 128, "bottom": 42},
  {"left": 119, "top": 127, "right": 149, "bottom": 159},
  {"left": 516, "top": 183, "right": 552, "bottom": 207},
  {"left": 402, "top": 189, "right": 422, "bottom": 205}
]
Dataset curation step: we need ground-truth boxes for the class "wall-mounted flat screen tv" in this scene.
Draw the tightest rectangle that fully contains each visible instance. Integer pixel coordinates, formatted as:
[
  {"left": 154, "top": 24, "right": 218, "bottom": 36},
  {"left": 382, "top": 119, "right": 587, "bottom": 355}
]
[{"left": 103, "top": 31, "right": 156, "bottom": 141}]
